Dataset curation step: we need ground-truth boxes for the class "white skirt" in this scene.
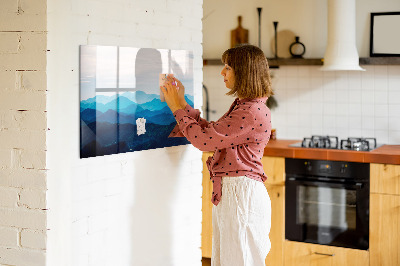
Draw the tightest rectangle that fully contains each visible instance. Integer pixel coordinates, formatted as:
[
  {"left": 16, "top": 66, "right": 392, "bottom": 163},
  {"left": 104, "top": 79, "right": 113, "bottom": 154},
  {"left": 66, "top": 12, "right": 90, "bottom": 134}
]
[{"left": 212, "top": 176, "right": 271, "bottom": 266}]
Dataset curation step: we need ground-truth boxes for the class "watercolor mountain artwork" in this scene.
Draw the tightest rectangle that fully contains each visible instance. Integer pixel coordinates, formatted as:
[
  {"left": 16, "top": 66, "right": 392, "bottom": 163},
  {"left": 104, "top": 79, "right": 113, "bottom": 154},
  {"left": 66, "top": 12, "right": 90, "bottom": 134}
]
[{"left": 80, "top": 45, "right": 194, "bottom": 158}]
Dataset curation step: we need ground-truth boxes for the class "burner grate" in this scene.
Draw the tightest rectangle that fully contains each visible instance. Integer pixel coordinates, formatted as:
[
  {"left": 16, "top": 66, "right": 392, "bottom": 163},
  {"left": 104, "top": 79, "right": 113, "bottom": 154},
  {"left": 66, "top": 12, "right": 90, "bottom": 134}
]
[
  {"left": 296, "top": 136, "right": 378, "bottom": 151},
  {"left": 340, "top": 137, "right": 377, "bottom": 151},
  {"left": 301, "top": 135, "right": 339, "bottom": 149}
]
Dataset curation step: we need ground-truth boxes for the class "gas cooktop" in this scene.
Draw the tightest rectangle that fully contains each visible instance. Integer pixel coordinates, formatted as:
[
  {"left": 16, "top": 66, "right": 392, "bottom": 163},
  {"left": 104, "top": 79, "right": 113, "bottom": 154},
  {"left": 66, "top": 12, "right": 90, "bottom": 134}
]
[{"left": 289, "top": 135, "right": 382, "bottom": 151}]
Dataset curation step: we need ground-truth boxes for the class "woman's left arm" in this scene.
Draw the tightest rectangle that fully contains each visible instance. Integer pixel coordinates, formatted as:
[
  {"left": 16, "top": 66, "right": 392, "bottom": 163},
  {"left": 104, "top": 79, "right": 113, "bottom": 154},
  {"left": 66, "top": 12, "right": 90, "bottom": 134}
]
[{"left": 172, "top": 106, "right": 261, "bottom": 152}]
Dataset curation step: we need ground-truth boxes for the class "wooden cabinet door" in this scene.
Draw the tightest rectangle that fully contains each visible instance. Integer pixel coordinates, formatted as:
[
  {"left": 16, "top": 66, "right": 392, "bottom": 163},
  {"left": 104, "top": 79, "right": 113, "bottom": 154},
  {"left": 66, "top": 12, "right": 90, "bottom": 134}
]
[
  {"left": 284, "top": 241, "right": 369, "bottom": 266},
  {"left": 264, "top": 184, "right": 284, "bottom": 266},
  {"left": 370, "top": 163, "right": 400, "bottom": 195},
  {"left": 262, "top": 156, "right": 285, "bottom": 186},
  {"left": 370, "top": 193, "right": 400, "bottom": 266},
  {"left": 201, "top": 152, "right": 213, "bottom": 258}
]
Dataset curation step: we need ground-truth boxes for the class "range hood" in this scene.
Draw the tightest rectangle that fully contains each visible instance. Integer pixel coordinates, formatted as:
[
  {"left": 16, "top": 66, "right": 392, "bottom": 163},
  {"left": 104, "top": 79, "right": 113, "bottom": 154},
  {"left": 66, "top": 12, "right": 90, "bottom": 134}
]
[{"left": 320, "top": 0, "right": 365, "bottom": 71}]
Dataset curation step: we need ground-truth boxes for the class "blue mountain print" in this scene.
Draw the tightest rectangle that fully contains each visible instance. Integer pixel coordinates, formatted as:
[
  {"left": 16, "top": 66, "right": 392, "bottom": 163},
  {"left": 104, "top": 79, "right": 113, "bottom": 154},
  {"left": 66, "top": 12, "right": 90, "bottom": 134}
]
[{"left": 80, "top": 91, "right": 194, "bottom": 158}]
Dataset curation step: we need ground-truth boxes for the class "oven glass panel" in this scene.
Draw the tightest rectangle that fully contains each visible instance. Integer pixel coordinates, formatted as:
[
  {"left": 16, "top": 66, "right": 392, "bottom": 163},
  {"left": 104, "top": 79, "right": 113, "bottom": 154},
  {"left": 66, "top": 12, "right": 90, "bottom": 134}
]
[{"left": 297, "top": 186, "right": 357, "bottom": 230}]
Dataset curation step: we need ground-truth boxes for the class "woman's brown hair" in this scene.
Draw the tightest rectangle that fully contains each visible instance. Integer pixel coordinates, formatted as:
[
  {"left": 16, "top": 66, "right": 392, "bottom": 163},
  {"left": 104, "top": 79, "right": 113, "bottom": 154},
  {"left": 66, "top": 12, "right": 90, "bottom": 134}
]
[{"left": 221, "top": 44, "right": 273, "bottom": 99}]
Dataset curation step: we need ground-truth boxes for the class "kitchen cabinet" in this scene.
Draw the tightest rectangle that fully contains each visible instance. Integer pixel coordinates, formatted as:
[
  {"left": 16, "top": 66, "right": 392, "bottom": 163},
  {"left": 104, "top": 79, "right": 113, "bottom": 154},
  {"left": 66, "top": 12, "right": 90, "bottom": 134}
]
[
  {"left": 264, "top": 184, "right": 284, "bottom": 265},
  {"left": 201, "top": 154, "right": 286, "bottom": 266},
  {"left": 261, "top": 156, "right": 285, "bottom": 186},
  {"left": 201, "top": 152, "right": 213, "bottom": 258},
  {"left": 370, "top": 163, "right": 400, "bottom": 266},
  {"left": 202, "top": 156, "right": 400, "bottom": 265},
  {"left": 370, "top": 163, "right": 400, "bottom": 195},
  {"left": 284, "top": 241, "right": 369, "bottom": 266},
  {"left": 261, "top": 156, "right": 285, "bottom": 266}
]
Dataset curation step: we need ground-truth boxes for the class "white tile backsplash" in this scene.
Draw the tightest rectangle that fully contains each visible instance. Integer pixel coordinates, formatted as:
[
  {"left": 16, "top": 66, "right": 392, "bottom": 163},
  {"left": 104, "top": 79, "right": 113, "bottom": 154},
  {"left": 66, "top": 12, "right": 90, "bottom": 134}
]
[
  {"left": 374, "top": 77, "right": 388, "bottom": 91},
  {"left": 389, "top": 104, "right": 400, "bottom": 117},
  {"left": 388, "top": 65, "right": 400, "bottom": 76},
  {"left": 374, "top": 65, "right": 388, "bottom": 76},
  {"left": 375, "top": 130, "right": 389, "bottom": 144},
  {"left": 362, "top": 116, "right": 375, "bottom": 130},
  {"left": 389, "top": 131, "right": 400, "bottom": 143},
  {"left": 286, "top": 77, "right": 299, "bottom": 89},
  {"left": 348, "top": 103, "right": 362, "bottom": 116},
  {"left": 204, "top": 65, "right": 400, "bottom": 144},
  {"left": 389, "top": 117, "right": 400, "bottom": 131},
  {"left": 336, "top": 115, "right": 348, "bottom": 129},
  {"left": 298, "top": 77, "right": 311, "bottom": 89},
  {"left": 374, "top": 90, "right": 388, "bottom": 104},
  {"left": 362, "top": 90, "right": 375, "bottom": 103},
  {"left": 388, "top": 91, "right": 400, "bottom": 104},
  {"left": 388, "top": 74, "right": 400, "bottom": 91},
  {"left": 270, "top": 65, "right": 400, "bottom": 144},
  {"left": 323, "top": 103, "right": 336, "bottom": 116},
  {"left": 375, "top": 104, "right": 389, "bottom": 117},
  {"left": 336, "top": 90, "right": 349, "bottom": 103},
  {"left": 361, "top": 104, "right": 375, "bottom": 117}
]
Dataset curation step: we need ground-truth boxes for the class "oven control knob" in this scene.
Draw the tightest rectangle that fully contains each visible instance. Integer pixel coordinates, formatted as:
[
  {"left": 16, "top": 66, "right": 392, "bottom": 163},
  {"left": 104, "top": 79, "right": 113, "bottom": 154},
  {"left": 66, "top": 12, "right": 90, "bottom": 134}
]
[
  {"left": 304, "top": 161, "right": 312, "bottom": 171},
  {"left": 340, "top": 164, "right": 347, "bottom": 174}
]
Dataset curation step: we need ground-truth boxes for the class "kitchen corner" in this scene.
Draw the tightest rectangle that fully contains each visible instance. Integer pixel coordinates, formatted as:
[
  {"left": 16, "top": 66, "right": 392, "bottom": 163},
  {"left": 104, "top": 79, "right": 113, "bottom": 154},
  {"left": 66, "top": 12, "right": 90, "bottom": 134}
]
[
  {"left": 202, "top": 140, "right": 400, "bottom": 265},
  {"left": 202, "top": 0, "right": 400, "bottom": 264}
]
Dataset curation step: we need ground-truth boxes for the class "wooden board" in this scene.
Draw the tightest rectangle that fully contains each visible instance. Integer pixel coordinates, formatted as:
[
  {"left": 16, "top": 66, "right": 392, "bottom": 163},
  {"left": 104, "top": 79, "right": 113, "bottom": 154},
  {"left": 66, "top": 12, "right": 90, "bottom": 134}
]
[
  {"left": 262, "top": 156, "right": 285, "bottom": 185},
  {"left": 201, "top": 152, "right": 214, "bottom": 258},
  {"left": 370, "top": 193, "right": 400, "bottom": 266},
  {"left": 264, "top": 184, "right": 285, "bottom": 266},
  {"left": 370, "top": 163, "right": 400, "bottom": 195},
  {"left": 284, "top": 241, "right": 369, "bottom": 266},
  {"left": 230, "top": 16, "right": 249, "bottom": 48}
]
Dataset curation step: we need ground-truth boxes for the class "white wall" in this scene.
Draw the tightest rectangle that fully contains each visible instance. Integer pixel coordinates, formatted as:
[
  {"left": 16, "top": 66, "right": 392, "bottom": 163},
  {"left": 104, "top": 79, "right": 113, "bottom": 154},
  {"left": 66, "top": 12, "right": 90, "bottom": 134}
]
[
  {"left": 203, "top": 0, "right": 400, "bottom": 145},
  {"left": 0, "top": 0, "right": 48, "bottom": 265},
  {"left": 46, "top": 0, "right": 203, "bottom": 266},
  {"left": 203, "top": 0, "right": 400, "bottom": 58}
]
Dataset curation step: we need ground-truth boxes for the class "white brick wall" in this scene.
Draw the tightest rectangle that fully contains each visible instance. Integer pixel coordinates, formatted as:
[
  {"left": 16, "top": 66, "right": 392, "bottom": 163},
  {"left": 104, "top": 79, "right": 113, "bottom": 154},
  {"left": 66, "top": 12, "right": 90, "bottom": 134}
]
[
  {"left": 0, "top": 0, "right": 48, "bottom": 265},
  {"left": 46, "top": 1, "right": 203, "bottom": 266},
  {"left": 21, "top": 229, "right": 47, "bottom": 250}
]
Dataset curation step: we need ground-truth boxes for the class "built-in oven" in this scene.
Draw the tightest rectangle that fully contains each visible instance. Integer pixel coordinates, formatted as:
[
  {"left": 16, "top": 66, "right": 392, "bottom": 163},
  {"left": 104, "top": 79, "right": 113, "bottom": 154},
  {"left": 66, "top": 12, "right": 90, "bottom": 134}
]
[{"left": 285, "top": 158, "right": 370, "bottom": 250}]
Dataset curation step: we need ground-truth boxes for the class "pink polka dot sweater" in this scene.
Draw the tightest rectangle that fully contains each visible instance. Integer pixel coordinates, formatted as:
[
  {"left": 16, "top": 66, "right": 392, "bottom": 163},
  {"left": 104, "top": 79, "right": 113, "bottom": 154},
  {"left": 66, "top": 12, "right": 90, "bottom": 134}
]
[{"left": 169, "top": 97, "right": 272, "bottom": 206}]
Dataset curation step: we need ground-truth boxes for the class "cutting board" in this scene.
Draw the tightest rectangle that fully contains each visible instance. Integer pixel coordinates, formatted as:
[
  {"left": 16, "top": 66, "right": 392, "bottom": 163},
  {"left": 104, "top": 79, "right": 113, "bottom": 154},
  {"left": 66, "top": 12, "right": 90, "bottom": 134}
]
[{"left": 231, "top": 16, "right": 249, "bottom": 48}]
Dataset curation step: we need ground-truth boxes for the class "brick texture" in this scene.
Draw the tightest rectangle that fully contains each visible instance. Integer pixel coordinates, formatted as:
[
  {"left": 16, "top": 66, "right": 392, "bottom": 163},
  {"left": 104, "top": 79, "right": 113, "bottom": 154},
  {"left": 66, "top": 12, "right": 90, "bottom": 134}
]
[
  {"left": 0, "top": 227, "right": 19, "bottom": 247},
  {"left": 21, "top": 229, "right": 46, "bottom": 249},
  {"left": 0, "top": 0, "right": 47, "bottom": 264}
]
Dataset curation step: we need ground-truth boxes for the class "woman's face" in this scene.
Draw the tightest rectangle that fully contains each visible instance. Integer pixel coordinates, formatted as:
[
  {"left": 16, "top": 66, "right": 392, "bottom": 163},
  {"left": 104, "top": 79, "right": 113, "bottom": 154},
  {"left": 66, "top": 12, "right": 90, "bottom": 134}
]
[{"left": 220, "top": 64, "right": 235, "bottom": 89}]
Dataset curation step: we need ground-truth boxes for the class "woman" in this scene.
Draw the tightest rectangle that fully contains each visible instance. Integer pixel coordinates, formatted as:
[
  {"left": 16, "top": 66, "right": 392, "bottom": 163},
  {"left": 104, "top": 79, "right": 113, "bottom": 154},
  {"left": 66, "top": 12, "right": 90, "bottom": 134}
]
[{"left": 162, "top": 44, "right": 273, "bottom": 266}]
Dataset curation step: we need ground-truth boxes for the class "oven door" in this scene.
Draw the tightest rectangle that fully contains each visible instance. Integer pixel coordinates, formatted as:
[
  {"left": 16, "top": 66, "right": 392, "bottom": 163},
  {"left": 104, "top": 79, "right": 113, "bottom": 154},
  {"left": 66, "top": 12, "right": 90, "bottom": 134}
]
[{"left": 285, "top": 177, "right": 369, "bottom": 250}]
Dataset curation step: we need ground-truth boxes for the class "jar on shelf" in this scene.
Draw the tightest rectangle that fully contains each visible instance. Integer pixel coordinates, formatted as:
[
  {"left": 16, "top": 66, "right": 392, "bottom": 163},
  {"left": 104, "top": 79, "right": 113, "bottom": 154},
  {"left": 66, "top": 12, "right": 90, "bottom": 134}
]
[{"left": 289, "top": 36, "right": 306, "bottom": 58}]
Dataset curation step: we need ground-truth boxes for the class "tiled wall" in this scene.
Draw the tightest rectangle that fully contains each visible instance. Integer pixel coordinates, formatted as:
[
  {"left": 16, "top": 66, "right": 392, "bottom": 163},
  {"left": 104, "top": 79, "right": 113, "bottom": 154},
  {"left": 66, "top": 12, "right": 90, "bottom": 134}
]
[
  {"left": 271, "top": 65, "right": 400, "bottom": 144},
  {"left": 203, "top": 65, "right": 400, "bottom": 145}
]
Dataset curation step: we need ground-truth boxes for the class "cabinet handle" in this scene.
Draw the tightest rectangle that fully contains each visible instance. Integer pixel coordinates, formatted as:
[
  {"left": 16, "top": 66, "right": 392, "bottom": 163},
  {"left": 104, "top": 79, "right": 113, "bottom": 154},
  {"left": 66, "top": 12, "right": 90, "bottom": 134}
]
[{"left": 314, "top": 252, "right": 335, "bottom": 257}]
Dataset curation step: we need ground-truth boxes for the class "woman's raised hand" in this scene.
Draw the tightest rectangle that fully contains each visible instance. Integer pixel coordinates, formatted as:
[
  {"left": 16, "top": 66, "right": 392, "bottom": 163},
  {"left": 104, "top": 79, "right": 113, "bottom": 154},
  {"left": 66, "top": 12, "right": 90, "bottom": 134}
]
[
  {"left": 161, "top": 76, "right": 185, "bottom": 113},
  {"left": 173, "top": 77, "right": 187, "bottom": 108}
]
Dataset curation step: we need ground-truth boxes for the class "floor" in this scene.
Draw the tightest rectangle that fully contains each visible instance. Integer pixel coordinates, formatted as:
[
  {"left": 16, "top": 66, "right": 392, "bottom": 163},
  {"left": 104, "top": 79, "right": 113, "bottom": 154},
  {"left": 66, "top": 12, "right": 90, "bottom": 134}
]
[{"left": 202, "top": 257, "right": 211, "bottom": 266}]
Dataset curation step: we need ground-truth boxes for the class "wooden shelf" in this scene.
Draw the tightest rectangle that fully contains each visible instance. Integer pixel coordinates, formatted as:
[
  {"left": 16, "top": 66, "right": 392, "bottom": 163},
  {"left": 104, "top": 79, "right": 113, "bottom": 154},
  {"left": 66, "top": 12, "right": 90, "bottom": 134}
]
[
  {"left": 203, "top": 57, "right": 400, "bottom": 67},
  {"left": 268, "top": 58, "right": 323, "bottom": 67},
  {"left": 359, "top": 57, "right": 400, "bottom": 65},
  {"left": 203, "top": 58, "right": 323, "bottom": 67}
]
